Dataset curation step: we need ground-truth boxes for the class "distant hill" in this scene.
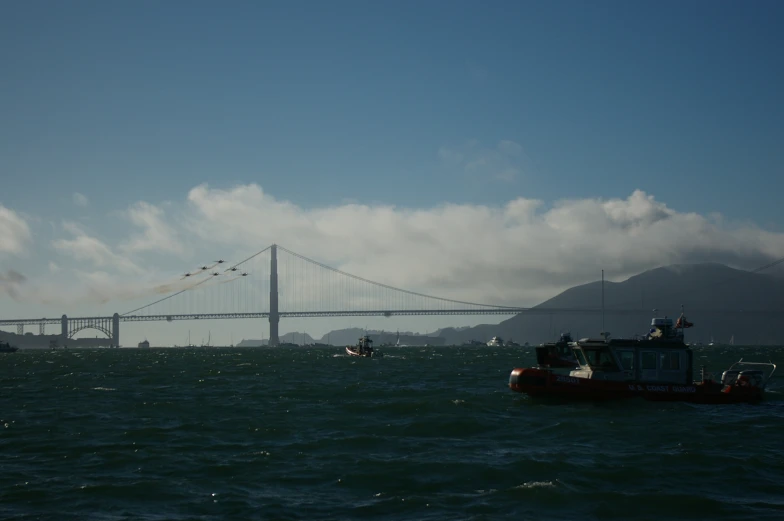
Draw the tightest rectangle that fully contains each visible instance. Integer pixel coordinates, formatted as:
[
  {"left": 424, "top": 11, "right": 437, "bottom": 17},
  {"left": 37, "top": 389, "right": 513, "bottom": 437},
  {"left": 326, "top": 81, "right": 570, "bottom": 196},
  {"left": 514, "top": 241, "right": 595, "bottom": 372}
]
[
  {"left": 236, "top": 331, "right": 317, "bottom": 347},
  {"left": 435, "top": 263, "right": 784, "bottom": 346},
  {"left": 316, "top": 329, "right": 444, "bottom": 346},
  {"left": 236, "top": 329, "right": 445, "bottom": 347}
]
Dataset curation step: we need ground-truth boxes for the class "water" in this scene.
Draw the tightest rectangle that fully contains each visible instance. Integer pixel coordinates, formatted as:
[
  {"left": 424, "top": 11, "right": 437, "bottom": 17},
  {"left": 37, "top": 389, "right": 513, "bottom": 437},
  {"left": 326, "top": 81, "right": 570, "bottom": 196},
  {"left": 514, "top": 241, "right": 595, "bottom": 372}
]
[{"left": 2, "top": 345, "right": 784, "bottom": 520}]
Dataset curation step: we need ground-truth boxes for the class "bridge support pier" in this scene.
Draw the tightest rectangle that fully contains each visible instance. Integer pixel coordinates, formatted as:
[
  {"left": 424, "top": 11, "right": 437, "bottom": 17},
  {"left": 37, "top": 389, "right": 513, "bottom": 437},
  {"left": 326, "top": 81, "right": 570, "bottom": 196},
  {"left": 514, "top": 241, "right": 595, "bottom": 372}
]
[
  {"left": 61, "top": 315, "right": 68, "bottom": 340},
  {"left": 112, "top": 313, "right": 120, "bottom": 347},
  {"left": 17, "top": 324, "right": 23, "bottom": 335},
  {"left": 269, "top": 244, "right": 280, "bottom": 347}
]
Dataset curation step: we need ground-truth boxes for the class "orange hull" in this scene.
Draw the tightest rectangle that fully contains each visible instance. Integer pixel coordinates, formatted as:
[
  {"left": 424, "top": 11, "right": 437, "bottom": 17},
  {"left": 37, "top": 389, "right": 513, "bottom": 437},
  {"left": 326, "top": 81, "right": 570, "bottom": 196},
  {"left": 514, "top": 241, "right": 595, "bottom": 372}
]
[{"left": 509, "top": 367, "right": 764, "bottom": 404}]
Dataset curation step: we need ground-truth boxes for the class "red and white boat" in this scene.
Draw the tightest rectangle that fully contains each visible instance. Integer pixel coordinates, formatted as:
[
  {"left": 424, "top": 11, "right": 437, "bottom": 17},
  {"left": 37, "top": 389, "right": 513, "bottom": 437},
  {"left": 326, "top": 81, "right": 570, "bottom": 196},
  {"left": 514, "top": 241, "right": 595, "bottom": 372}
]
[{"left": 509, "top": 314, "right": 776, "bottom": 404}]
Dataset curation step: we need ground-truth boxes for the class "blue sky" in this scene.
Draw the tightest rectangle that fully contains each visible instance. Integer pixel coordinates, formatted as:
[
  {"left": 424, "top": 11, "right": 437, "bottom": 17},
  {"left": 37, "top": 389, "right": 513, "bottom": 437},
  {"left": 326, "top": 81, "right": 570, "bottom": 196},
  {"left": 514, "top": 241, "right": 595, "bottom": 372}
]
[{"left": 1, "top": 1, "right": 783, "bottom": 345}]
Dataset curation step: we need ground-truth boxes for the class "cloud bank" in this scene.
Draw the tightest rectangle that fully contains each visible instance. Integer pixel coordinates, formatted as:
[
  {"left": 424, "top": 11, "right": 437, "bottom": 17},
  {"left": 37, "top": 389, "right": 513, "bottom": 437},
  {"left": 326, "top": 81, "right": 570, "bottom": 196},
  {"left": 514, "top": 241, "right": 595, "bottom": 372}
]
[
  {"left": 4, "top": 185, "right": 784, "bottom": 309},
  {"left": 177, "top": 185, "right": 784, "bottom": 305},
  {"left": 0, "top": 204, "right": 31, "bottom": 255}
]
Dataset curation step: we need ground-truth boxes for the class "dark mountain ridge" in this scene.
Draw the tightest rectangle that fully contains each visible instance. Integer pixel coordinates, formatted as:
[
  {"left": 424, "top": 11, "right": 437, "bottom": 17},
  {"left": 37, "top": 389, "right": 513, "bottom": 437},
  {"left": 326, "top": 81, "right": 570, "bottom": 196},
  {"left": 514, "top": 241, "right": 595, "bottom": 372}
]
[{"left": 435, "top": 263, "right": 784, "bottom": 346}]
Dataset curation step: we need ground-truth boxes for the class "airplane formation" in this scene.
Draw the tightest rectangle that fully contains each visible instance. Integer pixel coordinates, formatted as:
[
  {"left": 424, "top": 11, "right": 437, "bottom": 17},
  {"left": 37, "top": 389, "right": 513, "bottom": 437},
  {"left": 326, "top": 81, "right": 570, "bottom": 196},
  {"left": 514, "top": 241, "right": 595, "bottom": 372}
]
[{"left": 180, "top": 260, "right": 248, "bottom": 280}]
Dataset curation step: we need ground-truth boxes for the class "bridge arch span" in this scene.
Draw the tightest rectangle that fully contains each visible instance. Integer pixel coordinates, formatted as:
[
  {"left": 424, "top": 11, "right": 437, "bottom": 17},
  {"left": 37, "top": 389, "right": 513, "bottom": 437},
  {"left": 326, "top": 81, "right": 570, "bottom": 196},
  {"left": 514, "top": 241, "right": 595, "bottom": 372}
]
[{"left": 68, "top": 324, "right": 113, "bottom": 340}]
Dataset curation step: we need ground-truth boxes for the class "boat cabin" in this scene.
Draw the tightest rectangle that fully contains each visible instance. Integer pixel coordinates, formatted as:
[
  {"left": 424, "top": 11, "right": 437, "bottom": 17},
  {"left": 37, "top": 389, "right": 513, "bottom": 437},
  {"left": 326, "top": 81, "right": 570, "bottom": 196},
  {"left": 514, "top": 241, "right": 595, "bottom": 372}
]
[
  {"left": 568, "top": 318, "right": 693, "bottom": 385},
  {"left": 357, "top": 335, "right": 374, "bottom": 354}
]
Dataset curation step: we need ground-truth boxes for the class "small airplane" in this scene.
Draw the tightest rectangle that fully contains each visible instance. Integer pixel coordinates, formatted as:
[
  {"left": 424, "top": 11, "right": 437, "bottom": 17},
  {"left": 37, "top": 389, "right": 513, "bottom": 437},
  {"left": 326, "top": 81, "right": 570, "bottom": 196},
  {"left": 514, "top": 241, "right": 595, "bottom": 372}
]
[
  {"left": 181, "top": 273, "right": 192, "bottom": 279},
  {"left": 199, "top": 266, "right": 210, "bottom": 270},
  {"left": 225, "top": 267, "right": 239, "bottom": 272},
  {"left": 241, "top": 272, "right": 249, "bottom": 276},
  {"left": 211, "top": 272, "right": 220, "bottom": 276},
  {"left": 214, "top": 260, "right": 225, "bottom": 264}
]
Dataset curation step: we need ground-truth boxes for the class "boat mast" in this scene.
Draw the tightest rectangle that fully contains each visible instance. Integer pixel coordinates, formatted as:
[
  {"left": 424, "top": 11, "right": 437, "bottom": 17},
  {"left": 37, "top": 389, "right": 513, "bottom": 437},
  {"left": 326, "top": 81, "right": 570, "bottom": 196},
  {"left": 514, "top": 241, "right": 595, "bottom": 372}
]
[
  {"left": 680, "top": 303, "right": 685, "bottom": 341},
  {"left": 601, "top": 269, "right": 605, "bottom": 340}
]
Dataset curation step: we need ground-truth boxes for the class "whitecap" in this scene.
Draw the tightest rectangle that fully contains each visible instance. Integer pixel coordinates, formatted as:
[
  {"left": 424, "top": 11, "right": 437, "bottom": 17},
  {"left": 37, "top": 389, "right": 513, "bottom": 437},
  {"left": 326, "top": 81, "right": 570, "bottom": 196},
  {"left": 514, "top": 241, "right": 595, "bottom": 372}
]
[{"left": 514, "top": 481, "right": 555, "bottom": 489}]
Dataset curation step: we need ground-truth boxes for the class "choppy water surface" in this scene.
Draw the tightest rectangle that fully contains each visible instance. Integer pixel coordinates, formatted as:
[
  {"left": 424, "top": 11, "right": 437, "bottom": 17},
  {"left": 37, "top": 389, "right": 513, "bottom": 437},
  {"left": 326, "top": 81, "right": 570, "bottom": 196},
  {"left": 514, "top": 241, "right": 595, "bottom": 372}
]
[{"left": 2, "top": 345, "right": 783, "bottom": 520}]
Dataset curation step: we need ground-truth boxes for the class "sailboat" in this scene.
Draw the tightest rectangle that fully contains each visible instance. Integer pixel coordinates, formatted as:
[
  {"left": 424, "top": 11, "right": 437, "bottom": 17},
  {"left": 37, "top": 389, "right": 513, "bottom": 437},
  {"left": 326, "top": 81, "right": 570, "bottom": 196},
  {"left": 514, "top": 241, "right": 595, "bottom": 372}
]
[{"left": 729, "top": 335, "right": 735, "bottom": 346}]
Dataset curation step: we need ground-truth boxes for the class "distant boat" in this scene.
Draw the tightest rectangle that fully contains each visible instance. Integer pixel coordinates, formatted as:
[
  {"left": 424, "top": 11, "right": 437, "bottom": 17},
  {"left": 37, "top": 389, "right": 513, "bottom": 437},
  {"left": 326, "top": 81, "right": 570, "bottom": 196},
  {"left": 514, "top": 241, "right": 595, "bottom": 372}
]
[
  {"left": 346, "top": 335, "right": 382, "bottom": 358},
  {"left": 487, "top": 336, "right": 504, "bottom": 347},
  {"left": 395, "top": 330, "right": 409, "bottom": 347},
  {"left": 0, "top": 341, "right": 18, "bottom": 353},
  {"left": 729, "top": 335, "right": 735, "bottom": 346},
  {"left": 138, "top": 340, "right": 150, "bottom": 348}
]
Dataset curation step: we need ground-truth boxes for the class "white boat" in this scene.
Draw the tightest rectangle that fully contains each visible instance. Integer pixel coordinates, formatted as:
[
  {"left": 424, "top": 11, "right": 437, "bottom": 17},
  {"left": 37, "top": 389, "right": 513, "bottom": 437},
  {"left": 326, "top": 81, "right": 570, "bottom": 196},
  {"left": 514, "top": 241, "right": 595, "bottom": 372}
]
[{"left": 487, "top": 336, "right": 504, "bottom": 347}]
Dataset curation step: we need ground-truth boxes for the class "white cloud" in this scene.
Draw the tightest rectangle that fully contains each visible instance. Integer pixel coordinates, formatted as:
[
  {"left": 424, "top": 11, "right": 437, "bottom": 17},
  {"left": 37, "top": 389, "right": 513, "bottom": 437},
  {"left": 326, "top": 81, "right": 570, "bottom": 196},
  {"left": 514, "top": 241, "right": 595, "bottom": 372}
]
[
  {"left": 178, "top": 184, "right": 784, "bottom": 306},
  {"left": 52, "top": 221, "right": 143, "bottom": 275},
  {"left": 439, "top": 139, "right": 528, "bottom": 182},
  {"left": 438, "top": 146, "right": 464, "bottom": 164},
  {"left": 498, "top": 140, "right": 522, "bottom": 155},
  {"left": 73, "top": 192, "right": 89, "bottom": 207},
  {"left": 48, "top": 261, "right": 60, "bottom": 273},
  {"left": 119, "top": 201, "right": 183, "bottom": 255},
  {"left": 23, "top": 184, "right": 784, "bottom": 312},
  {"left": 496, "top": 168, "right": 519, "bottom": 182},
  {"left": 0, "top": 204, "right": 31, "bottom": 255}
]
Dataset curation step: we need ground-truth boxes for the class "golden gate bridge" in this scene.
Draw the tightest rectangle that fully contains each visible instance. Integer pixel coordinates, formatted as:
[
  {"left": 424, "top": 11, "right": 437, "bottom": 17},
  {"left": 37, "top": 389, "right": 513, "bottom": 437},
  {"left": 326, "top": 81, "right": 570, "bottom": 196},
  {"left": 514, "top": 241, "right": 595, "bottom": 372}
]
[{"left": 0, "top": 244, "right": 775, "bottom": 346}]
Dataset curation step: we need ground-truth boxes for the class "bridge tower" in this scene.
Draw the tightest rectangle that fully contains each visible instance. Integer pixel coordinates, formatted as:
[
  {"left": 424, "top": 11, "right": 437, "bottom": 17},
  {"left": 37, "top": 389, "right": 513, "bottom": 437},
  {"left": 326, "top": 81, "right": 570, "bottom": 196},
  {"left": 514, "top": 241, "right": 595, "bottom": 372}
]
[
  {"left": 61, "top": 315, "right": 68, "bottom": 340},
  {"left": 112, "top": 313, "right": 120, "bottom": 347},
  {"left": 269, "top": 244, "right": 280, "bottom": 346}
]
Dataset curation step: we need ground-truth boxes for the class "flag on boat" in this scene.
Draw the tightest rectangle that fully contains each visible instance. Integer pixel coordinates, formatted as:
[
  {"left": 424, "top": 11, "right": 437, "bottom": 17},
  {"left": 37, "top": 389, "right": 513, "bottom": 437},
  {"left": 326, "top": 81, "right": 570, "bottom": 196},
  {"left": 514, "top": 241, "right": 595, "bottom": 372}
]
[{"left": 675, "top": 315, "right": 694, "bottom": 328}]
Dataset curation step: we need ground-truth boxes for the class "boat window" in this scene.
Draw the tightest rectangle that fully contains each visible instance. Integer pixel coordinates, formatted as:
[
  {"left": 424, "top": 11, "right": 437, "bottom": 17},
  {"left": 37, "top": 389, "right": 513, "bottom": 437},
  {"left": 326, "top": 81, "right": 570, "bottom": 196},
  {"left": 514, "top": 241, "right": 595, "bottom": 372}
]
[
  {"left": 574, "top": 348, "right": 588, "bottom": 366},
  {"left": 641, "top": 351, "right": 657, "bottom": 370},
  {"left": 617, "top": 350, "right": 634, "bottom": 371},
  {"left": 582, "top": 347, "right": 620, "bottom": 371},
  {"left": 660, "top": 351, "right": 680, "bottom": 370}
]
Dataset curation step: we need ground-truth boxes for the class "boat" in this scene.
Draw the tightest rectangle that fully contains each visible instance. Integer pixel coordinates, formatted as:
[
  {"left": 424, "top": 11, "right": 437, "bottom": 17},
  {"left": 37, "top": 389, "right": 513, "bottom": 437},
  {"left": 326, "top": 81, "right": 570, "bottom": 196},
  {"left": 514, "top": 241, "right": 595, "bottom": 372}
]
[
  {"left": 505, "top": 338, "right": 522, "bottom": 347},
  {"left": 346, "top": 335, "right": 382, "bottom": 358},
  {"left": 138, "top": 340, "right": 150, "bottom": 348},
  {"left": 0, "top": 341, "right": 18, "bottom": 353},
  {"left": 509, "top": 314, "right": 776, "bottom": 404},
  {"left": 534, "top": 332, "right": 579, "bottom": 368},
  {"left": 487, "top": 336, "right": 504, "bottom": 347}
]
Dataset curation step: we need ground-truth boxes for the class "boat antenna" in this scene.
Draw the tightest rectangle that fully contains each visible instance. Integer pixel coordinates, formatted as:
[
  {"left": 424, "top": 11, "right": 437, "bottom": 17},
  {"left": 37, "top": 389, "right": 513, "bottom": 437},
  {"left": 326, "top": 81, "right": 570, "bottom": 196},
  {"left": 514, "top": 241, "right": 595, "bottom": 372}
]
[
  {"left": 680, "top": 303, "right": 685, "bottom": 340},
  {"left": 601, "top": 269, "right": 606, "bottom": 340}
]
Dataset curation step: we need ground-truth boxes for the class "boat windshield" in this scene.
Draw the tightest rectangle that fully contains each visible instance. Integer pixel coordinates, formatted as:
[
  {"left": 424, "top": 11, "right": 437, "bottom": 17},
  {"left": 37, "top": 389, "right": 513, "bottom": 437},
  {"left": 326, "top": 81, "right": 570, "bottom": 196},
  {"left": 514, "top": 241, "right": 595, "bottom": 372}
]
[{"left": 579, "top": 347, "right": 620, "bottom": 372}]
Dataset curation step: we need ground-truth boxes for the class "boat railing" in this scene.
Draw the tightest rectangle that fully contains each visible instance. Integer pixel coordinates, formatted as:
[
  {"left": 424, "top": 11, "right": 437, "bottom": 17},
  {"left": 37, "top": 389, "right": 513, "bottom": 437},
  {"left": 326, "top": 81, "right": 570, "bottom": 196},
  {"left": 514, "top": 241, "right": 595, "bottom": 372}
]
[{"left": 726, "top": 358, "right": 777, "bottom": 386}]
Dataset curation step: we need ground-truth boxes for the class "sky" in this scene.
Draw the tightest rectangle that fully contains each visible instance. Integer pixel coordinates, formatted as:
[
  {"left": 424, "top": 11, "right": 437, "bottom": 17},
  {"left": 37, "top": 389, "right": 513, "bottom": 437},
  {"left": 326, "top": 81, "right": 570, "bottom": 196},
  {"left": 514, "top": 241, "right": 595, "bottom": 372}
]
[{"left": 1, "top": 0, "right": 784, "bottom": 346}]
